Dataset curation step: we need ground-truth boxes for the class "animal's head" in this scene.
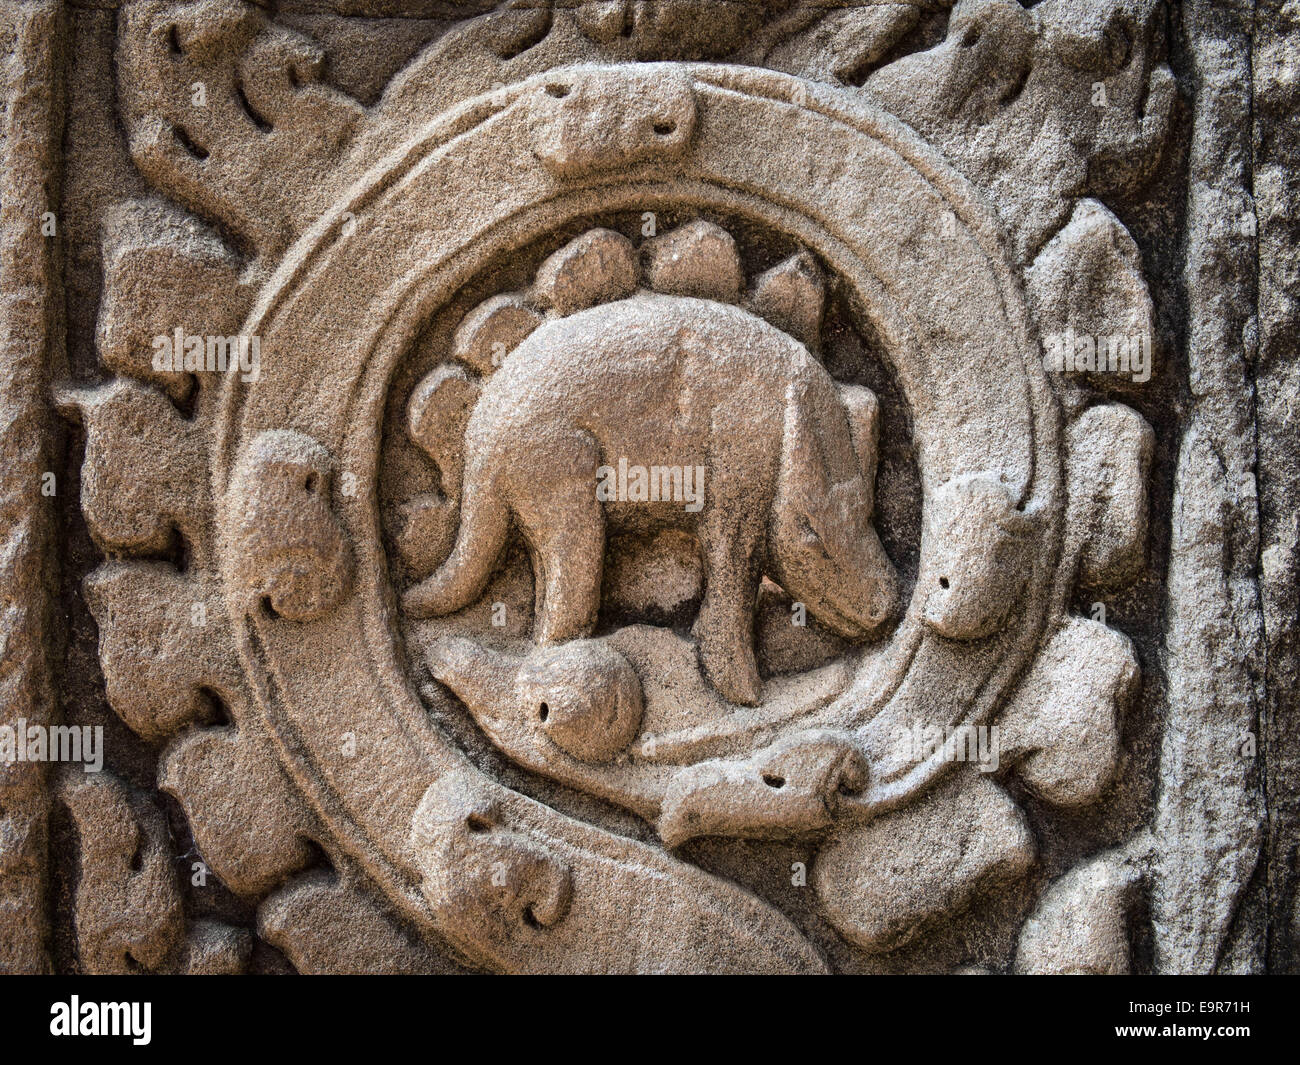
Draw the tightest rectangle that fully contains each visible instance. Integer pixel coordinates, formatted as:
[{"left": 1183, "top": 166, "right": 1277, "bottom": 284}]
[{"left": 769, "top": 382, "right": 901, "bottom": 639}]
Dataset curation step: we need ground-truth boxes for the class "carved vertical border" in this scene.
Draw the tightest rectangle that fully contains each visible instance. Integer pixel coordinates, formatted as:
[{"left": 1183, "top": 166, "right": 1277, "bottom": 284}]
[
  {"left": 1253, "top": 0, "right": 1300, "bottom": 973},
  {"left": 0, "top": 0, "right": 64, "bottom": 974},
  {"left": 1155, "top": 0, "right": 1266, "bottom": 974}
]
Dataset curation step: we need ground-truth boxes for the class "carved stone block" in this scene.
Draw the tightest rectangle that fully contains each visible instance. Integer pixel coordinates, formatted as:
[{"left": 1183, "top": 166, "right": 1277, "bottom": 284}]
[{"left": 1, "top": 0, "right": 1296, "bottom": 976}]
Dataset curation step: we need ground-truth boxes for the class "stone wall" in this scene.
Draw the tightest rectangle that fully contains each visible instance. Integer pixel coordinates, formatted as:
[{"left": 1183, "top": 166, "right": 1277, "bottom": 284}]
[{"left": 0, "top": 0, "right": 1295, "bottom": 974}]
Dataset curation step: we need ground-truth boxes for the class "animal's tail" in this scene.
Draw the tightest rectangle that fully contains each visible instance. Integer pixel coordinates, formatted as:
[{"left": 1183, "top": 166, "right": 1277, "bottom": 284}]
[
  {"left": 402, "top": 290, "right": 547, "bottom": 617},
  {"left": 403, "top": 477, "right": 510, "bottom": 618}
]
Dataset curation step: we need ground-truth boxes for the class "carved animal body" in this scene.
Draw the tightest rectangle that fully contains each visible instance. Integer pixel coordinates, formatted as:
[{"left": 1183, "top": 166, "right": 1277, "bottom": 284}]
[{"left": 403, "top": 291, "right": 901, "bottom": 705}]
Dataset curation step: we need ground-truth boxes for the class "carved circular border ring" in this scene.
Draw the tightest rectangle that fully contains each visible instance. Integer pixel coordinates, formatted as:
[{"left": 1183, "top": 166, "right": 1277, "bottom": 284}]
[{"left": 215, "top": 65, "right": 1064, "bottom": 925}]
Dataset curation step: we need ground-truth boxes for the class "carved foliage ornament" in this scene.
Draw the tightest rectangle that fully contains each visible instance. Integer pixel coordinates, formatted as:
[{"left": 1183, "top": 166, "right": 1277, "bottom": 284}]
[{"left": 60, "top": 0, "right": 1171, "bottom": 973}]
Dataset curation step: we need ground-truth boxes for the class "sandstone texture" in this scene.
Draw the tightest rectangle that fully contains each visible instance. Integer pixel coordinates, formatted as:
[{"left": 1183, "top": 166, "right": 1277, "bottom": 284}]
[{"left": 0, "top": 0, "right": 1296, "bottom": 975}]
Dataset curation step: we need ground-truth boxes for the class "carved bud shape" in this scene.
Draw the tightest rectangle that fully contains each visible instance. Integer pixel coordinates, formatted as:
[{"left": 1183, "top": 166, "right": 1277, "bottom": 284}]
[
  {"left": 411, "top": 773, "right": 573, "bottom": 951},
  {"left": 229, "top": 430, "right": 352, "bottom": 621},
  {"left": 517, "top": 642, "right": 644, "bottom": 764},
  {"left": 921, "top": 473, "right": 1033, "bottom": 640},
  {"left": 658, "top": 729, "right": 869, "bottom": 848}
]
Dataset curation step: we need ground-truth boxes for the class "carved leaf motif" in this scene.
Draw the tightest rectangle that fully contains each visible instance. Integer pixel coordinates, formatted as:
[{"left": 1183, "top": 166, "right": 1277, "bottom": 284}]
[
  {"left": 117, "top": 0, "right": 364, "bottom": 257},
  {"left": 97, "top": 200, "right": 253, "bottom": 403},
  {"left": 1066, "top": 404, "right": 1155, "bottom": 588},
  {"left": 814, "top": 770, "right": 1035, "bottom": 954},
  {"left": 161, "top": 725, "right": 317, "bottom": 897},
  {"left": 1015, "top": 847, "right": 1146, "bottom": 974},
  {"left": 58, "top": 772, "right": 185, "bottom": 974},
  {"left": 1026, "top": 198, "right": 1158, "bottom": 393},
  {"left": 532, "top": 228, "right": 640, "bottom": 312},
  {"left": 83, "top": 562, "right": 239, "bottom": 743},
  {"left": 998, "top": 616, "right": 1138, "bottom": 808},
  {"left": 57, "top": 380, "right": 208, "bottom": 557},
  {"left": 865, "top": 0, "right": 1177, "bottom": 260}
]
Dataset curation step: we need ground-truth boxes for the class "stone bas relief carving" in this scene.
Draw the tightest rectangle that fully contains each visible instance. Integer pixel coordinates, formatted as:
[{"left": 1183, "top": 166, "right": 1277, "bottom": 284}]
[{"left": 2, "top": 0, "right": 1295, "bottom": 975}]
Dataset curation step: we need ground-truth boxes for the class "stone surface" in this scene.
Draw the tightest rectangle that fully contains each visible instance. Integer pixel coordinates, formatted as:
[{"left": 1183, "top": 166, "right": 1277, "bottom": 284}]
[{"left": 0, "top": 0, "right": 1294, "bottom": 976}]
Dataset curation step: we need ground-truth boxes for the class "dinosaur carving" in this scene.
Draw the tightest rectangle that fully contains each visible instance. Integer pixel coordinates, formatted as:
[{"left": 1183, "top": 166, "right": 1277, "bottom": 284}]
[{"left": 403, "top": 262, "right": 901, "bottom": 705}]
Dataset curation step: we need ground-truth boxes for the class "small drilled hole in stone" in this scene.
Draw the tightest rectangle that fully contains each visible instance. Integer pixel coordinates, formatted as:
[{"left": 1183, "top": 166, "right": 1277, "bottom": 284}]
[
  {"left": 466, "top": 814, "right": 491, "bottom": 833},
  {"left": 653, "top": 121, "right": 676, "bottom": 136},
  {"left": 545, "top": 84, "right": 569, "bottom": 98},
  {"left": 762, "top": 774, "right": 785, "bottom": 789},
  {"left": 538, "top": 702, "right": 549, "bottom": 722},
  {"left": 939, "top": 577, "right": 950, "bottom": 589}
]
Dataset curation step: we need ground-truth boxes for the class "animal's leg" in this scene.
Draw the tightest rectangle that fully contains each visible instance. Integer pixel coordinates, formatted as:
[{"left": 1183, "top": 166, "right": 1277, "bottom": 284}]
[
  {"left": 512, "top": 433, "right": 604, "bottom": 644},
  {"left": 695, "top": 498, "right": 765, "bottom": 706}
]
